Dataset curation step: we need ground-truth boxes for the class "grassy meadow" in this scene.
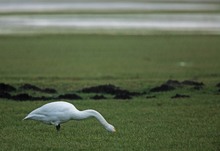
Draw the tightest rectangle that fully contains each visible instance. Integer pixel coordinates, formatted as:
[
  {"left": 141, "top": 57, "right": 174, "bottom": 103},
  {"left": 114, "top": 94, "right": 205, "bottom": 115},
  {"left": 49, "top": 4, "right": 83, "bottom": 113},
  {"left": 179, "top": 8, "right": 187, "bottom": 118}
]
[
  {"left": 0, "top": 35, "right": 220, "bottom": 84},
  {"left": 0, "top": 34, "right": 220, "bottom": 151}
]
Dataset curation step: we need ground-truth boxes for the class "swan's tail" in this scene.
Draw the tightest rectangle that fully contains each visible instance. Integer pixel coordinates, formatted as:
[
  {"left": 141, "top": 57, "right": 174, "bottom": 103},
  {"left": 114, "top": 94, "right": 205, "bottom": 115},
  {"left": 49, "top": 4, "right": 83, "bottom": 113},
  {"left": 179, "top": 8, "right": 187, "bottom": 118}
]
[
  {"left": 23, "top": 116, "right": 28, "bottom": 120},
  {"left": 23, "top": 115, "right": 31, "bottom": 120}
]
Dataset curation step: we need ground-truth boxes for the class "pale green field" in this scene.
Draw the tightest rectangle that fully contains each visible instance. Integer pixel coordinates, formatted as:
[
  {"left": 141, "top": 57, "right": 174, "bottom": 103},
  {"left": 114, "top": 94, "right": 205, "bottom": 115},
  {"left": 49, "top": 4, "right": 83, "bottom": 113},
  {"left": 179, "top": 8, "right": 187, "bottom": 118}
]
[{"left": 0, "top": 35, "right": 220, "bottom": 81}]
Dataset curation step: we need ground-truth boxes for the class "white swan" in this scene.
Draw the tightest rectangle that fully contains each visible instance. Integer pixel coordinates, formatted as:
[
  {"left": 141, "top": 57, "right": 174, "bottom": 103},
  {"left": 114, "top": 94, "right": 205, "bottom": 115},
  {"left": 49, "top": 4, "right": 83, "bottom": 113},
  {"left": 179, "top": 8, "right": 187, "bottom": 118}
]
[{"left": 23, "top": 101, "right": 116, "bottom": 132}]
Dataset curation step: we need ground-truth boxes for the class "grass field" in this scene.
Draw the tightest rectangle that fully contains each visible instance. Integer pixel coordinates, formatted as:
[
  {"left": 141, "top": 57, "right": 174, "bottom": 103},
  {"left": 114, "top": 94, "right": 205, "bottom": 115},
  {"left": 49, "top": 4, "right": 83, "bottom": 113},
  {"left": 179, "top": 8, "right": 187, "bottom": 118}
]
[
  {"left": 0, "top": 35, "right": 220, "bottom": 82},
  {"left": 0, "top": 34, "right": 220, "bottom": 151}
]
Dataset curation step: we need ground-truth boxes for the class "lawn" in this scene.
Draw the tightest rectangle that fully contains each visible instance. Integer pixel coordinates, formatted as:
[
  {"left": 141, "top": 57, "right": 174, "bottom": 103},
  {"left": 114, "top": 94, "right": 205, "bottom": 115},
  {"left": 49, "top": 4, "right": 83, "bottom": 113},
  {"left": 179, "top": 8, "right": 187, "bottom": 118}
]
[
  {"left": 0, "top": 97, "right": 219, "bottom": 151},
  {"left": 0, "top": 34, "right": 220, "bottom": 151},
  {"left": 0, "top": 35, "right": 220, "bottom": 80}
]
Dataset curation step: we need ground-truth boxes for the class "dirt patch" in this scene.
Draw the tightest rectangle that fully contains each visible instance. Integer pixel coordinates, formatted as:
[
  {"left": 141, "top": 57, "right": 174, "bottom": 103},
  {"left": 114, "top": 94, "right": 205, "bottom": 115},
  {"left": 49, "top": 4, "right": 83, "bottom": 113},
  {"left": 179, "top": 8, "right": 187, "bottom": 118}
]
[
  {"left": 0, "top": 83, "right": 16, "bottom": 92},
  {"left": 19, "top": 84, "right": 57, "bottom": 93},
  {"left": 11, "top": 93, "right": 53, "bottom": 101},
  {"left": 90, "top": 95, "right": 107, "bottom": 100},
  {"left": 150, "top": 84, "right": 175, "bottom": 92},
  {"left": 80, "top": 84, "right": 139, "bottom": 96},
  {"left": 149, "top": 80, "right": 184, "bottom": 92},
  {"left": 171, "top": 94, "right": 190, "bottom": 99},
  {"left": 181, "top": 80, "right": 204, "bottom": 87},
  {"left": 12, "top": 93, "right": 36, "bottom": 101},
  {"left": 0, "top": 91, "right": 49, "bottom": 101},
  {"left": 58, "top": 93, "right": 82, "bottom": 100},
  {"left": 181, "top": 80, "right": 204, "bottom": 90},
  {"left": 19, "top": 84, "right": 41, "bottom": 91},
  {"left": 165, "top": 80, "right": 183, "bottom": 87},
  {"left": 0, "top": 81, "right": 208, "bottom": 101},
  {"left": 114, "top": 93, "right": 132, "bottom": 99},
  {"left": 150, "top": 80, "right": 204, "bottom": 92},
  {"left": 0, "top": 91, "right": 12, "bottom": 99}
]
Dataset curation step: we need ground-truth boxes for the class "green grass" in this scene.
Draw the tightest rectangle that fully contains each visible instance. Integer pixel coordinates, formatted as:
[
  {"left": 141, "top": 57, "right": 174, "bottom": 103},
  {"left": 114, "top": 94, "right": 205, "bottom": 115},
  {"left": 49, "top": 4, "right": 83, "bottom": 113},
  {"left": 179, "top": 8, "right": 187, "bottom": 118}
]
[
  {"left": 0, "top": 35, "right": 220, "bottom": 79},
  {"left": 0, "top": 97, "right": 219, "bottom": 151},
  {"left": 0, "top": 34, "right": 220, "bottom": 150}
]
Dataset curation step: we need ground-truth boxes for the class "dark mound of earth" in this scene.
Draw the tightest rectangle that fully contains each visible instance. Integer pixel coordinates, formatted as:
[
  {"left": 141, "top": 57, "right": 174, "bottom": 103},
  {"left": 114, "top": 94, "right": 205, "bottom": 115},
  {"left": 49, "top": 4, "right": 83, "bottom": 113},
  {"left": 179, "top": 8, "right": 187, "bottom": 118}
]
[
  {"left": 181, "top": 80, "right": 204, "bottom": 86},
  {"left": 181, "top": 80, "right": 204, "bottom": 90},
  {"left": 80, "top": 84, "right": 139, "bottom": 96},
  {"left": 58, "top": 93, "right": 82, "bottom": 100},
  {"left": 171, "top": 94, "right": 190, "bottom": 99},
  {"left": 150, "top": 80, "right": 204, "bottom": 92},
  {"left": 165, "top": 80, "right": 183, "bottom": 87},
  {"left": 19, "top": 84, "right": 57, "bottom": 93},
  {"left": 114, "top": 93, "right": 132, "bottom": 99},
  {"left": 11, "top": 93, "right": 53, "bottom": 101},
  {"left": 0, "top": 83, "right": 16, "bottom": 92},
  {"left": 12, "top": 93, "right": 36, "bottom": 101},
  {"left": 150, "top": 84, "right": 175, "bottom": 92},
  {"left": 90, "top": 95, "right": 107, "bottom": 100},
  {"left": 19, "top": 84, "right": 41, "bottom": 91},
  {"left": 0, "top": 81, "right": 207, "bottom": 101},
  {"left": 0, "top": 91, "right": 52, "bottom": 101},
  {"left": 0, "top": 91, "right": 12, "bottom": 99}
]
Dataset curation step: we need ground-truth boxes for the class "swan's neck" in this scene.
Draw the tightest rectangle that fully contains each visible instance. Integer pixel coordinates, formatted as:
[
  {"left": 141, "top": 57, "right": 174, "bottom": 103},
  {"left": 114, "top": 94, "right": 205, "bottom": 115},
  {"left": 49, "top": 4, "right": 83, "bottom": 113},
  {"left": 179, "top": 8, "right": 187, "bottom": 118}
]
[{"left": 75, "top": 109, "right": 110, "bottom": 129}]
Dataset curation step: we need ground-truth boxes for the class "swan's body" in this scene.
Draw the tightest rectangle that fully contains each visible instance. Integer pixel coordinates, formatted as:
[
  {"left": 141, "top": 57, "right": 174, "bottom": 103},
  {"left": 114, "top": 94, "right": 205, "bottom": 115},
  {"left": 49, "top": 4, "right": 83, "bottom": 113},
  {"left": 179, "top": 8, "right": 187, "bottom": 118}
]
[{"left": 23, "top": 101, "right": 115, "bottom": 132}]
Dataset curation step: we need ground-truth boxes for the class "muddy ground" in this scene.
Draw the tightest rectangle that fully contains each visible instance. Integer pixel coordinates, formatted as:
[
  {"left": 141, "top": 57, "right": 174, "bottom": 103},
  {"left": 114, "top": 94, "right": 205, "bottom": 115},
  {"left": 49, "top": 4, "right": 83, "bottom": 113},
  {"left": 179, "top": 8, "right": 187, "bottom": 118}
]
[{"left": 0, "top": 80, "right": 219, "bottom": 101}]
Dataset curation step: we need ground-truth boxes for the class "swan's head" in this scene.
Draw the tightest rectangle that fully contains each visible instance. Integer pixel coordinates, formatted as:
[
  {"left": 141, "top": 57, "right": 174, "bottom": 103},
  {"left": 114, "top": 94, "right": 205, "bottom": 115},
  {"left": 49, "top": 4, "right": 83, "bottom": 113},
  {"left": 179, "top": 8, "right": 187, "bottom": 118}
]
[{"left": 106, "top": 124, "right": 116, "bottom": 132}]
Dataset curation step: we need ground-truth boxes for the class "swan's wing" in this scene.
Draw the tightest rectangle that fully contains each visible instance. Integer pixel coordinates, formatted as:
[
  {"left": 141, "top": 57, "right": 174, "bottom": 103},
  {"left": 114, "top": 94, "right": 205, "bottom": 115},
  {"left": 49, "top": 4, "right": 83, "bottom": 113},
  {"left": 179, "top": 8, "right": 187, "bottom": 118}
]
[
  {"left": 23, "top": 101, "right": 77, "bottom": 124},
  {"left": 36, "top": 101, "right": 77, "bottom": 113}
]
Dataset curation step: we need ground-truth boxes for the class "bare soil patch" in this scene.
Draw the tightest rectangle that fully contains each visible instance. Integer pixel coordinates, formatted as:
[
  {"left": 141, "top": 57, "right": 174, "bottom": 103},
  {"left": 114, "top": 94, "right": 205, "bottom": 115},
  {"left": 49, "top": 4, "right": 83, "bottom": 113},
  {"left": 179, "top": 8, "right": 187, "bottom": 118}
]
[{"left": 0, "top": 80, "right": 208, "bottom": 101}]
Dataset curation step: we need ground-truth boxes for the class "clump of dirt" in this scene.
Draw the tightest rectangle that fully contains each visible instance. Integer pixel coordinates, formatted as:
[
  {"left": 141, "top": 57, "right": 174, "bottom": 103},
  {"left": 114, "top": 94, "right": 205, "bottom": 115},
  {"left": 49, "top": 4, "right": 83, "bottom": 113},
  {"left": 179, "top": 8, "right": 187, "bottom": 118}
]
[
  {"left": 0, "top": 83, "right": 16, "bottom": 92},
  {"left": 0, "top": 91, "right": 12, "bottom": 99},
  {"left": 181, "top": 80, "right": 204, "bottom": 87},
  {"left": 19, "top": 84, "right": 41, "bottom": 91},
  {"left": 171, "top": 94, "right": 190, "bottom": 99},
  {"left": 216, "top": 83, "right": 220, "bottom": 88},
  {"left": 165, "top": 80, "right": 183, "bottom": 87},
  {"left": 58, "top": 93, "right": 82, "bottom": 100},
  {"left": 114, "top": 93, "right": 132, "bottom": 99},
  {"left": 149, "top": 80, "right": 184, "bottom": 92},
  {"left": 12, "top": 93, "right": 53, "bottom": 101},
  {"left": 12, "top": 93, "right": 36, "bottom": 101},
  {"left": 0, "top": 91, "right": 53, "bottom": 101},
  {"left": 90, "top": 95, "right": 107, "bottom": 100},
  {"left": 19, "top": 84, "right": 57, "bottom": 93},
  {"left": 150, "top": 84, "right": 175, "bottom": 92},
  {"left": 80, "top": 84, "right": 139, "bottom": 96},
  {"left": 217, "top": 83, "right": 220, "bottom": 92},
  {"left": 150, "top": 80, "right": 204, "bottom": 92},
  {"left": 181, "top": 80, "right": 204, "bottom": 90},
  {"left": 0, "top": 80, "right": 207, "bottom": 101}
]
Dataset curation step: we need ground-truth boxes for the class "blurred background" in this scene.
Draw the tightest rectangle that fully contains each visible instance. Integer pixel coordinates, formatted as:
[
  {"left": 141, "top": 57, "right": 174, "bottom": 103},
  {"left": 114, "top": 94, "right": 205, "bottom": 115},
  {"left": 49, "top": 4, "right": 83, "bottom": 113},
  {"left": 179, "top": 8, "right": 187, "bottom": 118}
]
[{"left": 0, "top": 0, "right": 220, "bottom": 35}]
